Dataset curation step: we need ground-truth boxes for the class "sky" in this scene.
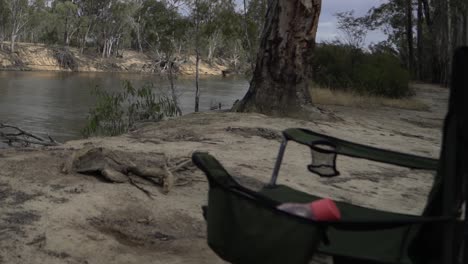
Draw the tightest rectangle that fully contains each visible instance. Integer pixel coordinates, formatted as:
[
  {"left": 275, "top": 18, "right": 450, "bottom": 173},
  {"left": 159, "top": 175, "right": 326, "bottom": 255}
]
[
  {"left": 316, "top": 0, "right": 388, "bottom": 45},
  {"left": 235, "top": 0, "right": 389, "bottom": 46}
]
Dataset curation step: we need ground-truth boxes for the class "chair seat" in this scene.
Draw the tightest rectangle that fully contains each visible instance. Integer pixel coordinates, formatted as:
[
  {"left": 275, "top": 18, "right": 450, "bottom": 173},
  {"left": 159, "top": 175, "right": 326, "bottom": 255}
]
[{"left": 260, "top": 185, "right": 420, "bottom": 264}]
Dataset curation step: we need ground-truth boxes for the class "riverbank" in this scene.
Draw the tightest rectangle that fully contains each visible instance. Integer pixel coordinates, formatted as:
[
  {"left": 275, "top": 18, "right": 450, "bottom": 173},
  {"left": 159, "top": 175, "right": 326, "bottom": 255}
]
[
  {"left": 0, "top": 83, "right": 447, "bottom": 264},
  {"left": 0, "top": 42, "right": 230, "bottom": 75}
]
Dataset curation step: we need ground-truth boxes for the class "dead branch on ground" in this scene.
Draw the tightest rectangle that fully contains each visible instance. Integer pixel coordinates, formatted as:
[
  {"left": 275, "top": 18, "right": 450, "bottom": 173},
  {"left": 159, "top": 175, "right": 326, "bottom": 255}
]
[{"left": 0, "top": 123, "right": 60, "bottom": 147}]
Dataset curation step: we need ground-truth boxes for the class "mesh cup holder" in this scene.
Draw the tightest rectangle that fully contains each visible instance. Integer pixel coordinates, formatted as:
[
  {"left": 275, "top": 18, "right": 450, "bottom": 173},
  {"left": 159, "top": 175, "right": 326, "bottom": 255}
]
[{"left": 308, "top": 141, "right": 340, "bottom": 177}]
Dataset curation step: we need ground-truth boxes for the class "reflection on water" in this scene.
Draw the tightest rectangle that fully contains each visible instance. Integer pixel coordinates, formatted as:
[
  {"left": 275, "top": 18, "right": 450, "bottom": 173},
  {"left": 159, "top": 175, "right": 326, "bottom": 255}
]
[{"left": 0, "top": 71, "right": 249, "bottom": 141}]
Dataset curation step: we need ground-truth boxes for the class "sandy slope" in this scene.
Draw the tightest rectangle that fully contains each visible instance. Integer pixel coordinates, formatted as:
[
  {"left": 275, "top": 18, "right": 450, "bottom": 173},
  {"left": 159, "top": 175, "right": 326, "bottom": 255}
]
[{"left": 0, "top": 84, "right": 448, "bottom": 264}]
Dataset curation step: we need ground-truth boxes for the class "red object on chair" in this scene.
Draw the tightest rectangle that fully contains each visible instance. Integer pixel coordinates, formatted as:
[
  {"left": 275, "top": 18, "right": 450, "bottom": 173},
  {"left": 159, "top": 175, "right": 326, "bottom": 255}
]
[{"left": 309, "top": 198, "right": 341, "bottom": 221}]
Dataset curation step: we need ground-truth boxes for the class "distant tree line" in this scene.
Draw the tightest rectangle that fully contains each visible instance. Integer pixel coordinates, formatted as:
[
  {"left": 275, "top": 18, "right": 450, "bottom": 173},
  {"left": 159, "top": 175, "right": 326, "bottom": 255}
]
[
  {"left": 1, "top": 0, "right": 466, "bottom": 88},
  {"left": 0, "top": 0, "right": 268, "bottom": 73},
  {"left": 332, "top": 0, "right": 468, "bottom": 85}
]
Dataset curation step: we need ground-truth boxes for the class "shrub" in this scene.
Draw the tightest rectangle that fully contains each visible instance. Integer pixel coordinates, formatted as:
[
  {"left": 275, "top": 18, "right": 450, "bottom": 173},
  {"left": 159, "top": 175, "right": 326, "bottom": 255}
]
[
  {"left": 82, "top": 81, "right": 179, "bottom": 137},
  {"left": 53, "top": 48, "right": 78, "bottom": 71},
  {"left": 312, "top": 43, "right": 410, "bottom": 98}
]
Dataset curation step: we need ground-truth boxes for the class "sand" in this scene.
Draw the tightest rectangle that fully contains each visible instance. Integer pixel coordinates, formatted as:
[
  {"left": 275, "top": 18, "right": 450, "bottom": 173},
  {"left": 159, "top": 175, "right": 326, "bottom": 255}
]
[{"left": 0, "top": 83, "right": 448, "bottom": 264}]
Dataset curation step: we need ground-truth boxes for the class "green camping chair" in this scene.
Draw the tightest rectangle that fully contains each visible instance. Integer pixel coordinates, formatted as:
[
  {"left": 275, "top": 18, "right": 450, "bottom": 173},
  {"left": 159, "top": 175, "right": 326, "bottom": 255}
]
[{"left": 192, "top": 47, "right": 468, "bottom": 264}]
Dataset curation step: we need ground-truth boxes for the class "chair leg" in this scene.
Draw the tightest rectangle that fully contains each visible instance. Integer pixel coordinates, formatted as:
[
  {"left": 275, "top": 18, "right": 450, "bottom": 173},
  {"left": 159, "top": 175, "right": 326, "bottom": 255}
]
[{"left": 268, "top": 137, "right": 288, "bottom": 186}]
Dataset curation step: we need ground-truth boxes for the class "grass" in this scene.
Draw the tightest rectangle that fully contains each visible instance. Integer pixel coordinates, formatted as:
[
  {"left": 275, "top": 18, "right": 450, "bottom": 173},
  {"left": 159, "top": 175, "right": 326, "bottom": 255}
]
[{"left": 310, "top": 86, "right": 429, "bottom": 111}]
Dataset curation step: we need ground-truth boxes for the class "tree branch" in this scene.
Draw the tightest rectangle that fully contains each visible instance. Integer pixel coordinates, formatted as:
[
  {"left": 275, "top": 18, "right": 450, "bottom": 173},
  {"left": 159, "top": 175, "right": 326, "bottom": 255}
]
[{"left": 0, "top": 123, "right": 60, "bottom": 147}]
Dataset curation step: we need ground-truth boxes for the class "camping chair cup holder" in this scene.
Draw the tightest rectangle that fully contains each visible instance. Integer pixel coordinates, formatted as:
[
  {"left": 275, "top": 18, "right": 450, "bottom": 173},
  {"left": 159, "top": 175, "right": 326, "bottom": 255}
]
[
  {"left": 307, "top": 140, "right": 340, "bottom": 177},
  {"left": 193, "top": 47, "right": 468, "bottom": 264},
  {"left": 269, "top": 136, "right": 342, "bottom": 186}
]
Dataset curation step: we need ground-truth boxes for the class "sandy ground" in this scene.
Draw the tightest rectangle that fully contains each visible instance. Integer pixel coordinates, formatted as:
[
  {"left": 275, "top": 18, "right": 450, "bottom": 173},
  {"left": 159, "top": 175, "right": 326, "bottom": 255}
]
[
  {"left": 0, "top": 42, "right": 228, "bottom": 75},
  {"left": 0, "top": 84, "right": 448, "bottom": 264}
]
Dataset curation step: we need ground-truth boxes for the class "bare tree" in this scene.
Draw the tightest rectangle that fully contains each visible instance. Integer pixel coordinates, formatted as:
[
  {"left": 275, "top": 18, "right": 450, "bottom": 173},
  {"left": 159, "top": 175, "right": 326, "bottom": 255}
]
[
  {"left": 207, "top": 29, "right": 220, "bottom": 63},
  {"left": 235, "top": 0, "right": 322, "bottom": 117},
  {"left": 6, "top": 0, "right": 30, "bottom": 53}
]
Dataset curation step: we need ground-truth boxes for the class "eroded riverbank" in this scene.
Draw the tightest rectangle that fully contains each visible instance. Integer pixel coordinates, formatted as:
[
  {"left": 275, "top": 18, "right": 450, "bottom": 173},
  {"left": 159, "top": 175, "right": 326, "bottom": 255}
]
[{"left": 0, "top": 43, "right": 232, "bottom": 75}]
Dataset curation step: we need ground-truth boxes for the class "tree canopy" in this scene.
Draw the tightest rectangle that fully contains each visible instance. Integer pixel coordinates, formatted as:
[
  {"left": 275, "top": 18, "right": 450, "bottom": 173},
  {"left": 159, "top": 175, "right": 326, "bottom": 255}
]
[{"left": 0, "top": 0, "right": 267, "bottom": 71}]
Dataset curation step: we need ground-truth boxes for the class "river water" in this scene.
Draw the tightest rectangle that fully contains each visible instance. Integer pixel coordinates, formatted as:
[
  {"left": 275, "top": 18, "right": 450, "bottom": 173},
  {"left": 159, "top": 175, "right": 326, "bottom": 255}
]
[{"left": 0, "top": 71, "right": 249, "bottom": 141}]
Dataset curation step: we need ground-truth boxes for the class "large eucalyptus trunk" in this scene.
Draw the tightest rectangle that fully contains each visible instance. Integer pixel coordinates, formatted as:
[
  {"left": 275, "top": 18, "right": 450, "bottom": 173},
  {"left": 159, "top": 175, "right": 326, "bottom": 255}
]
[{"left": 235, "top": 0, "right": 321, "bottom": 117}]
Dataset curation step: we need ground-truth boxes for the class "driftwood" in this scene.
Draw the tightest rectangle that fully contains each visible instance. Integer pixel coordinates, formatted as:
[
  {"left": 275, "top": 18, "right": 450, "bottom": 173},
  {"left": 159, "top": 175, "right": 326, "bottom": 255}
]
[
  {"left": 0, "top": 123, "right": 60, "bottom": 147},
  {"left": 62, "top": 147, "right": 193, "bottom": 196}
]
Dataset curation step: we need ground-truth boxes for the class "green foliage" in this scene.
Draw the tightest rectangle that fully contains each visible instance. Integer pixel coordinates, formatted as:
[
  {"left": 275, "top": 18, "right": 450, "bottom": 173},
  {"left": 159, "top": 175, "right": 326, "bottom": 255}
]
[
  {"left": 0, "top": 0, "right": 265, "bottom": 70},
  {"left": 139, "top": 0, "right": 187, "bottom": 53},
  {"left": 313, "top": 42, "right": 410, "bottom": 98},
  {"left": 82, "top": 81, "right": 179, "bottom": 137}
]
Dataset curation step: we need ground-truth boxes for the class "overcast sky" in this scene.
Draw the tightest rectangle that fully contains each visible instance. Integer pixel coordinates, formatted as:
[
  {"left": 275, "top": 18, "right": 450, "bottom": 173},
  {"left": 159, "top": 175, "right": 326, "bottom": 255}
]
[
  {"left": 316, "top": 0, "right": 387, "bottom": 45},
  {"left": 236, "top": 0, "right": 388, "bottom": 46}
]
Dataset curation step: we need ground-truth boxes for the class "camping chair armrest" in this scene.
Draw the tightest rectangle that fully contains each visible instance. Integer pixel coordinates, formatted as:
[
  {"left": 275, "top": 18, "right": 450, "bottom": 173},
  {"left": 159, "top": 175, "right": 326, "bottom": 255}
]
[
  {"left": 269, "top": 128, "right": 438, "bottom": 186},
  {"left": 283, "top": 128, "right": 438, "bottom": 170}
]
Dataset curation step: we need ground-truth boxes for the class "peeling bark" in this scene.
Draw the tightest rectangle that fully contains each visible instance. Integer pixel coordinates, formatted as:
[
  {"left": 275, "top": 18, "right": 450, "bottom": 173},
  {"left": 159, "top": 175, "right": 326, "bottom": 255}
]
[{"left": 235, "top": 0, "right": 321, "bottom": 117}]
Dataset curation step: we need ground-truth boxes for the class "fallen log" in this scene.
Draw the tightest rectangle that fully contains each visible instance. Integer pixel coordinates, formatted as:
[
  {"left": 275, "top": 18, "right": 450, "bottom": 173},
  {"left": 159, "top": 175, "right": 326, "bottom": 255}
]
[{"left": 61, "top": 147, "right": 192, "bottom": 196}]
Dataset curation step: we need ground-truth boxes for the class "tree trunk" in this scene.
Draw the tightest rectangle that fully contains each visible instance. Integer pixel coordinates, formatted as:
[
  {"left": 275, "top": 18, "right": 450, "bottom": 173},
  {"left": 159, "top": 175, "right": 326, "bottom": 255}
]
[
  {"left": 464, "top": 10, "right": 468, "bottom": 45},
  {"left": 137, "top": 26, "right": 143, "bottom": 53},
  {"left": 422, "top": 0, "right": 432, "bottom": 26},
  {"left": 194, "top": 0, "right": 200, "bottom": 113},
  {"left": 81, "top": 22, "right": 93, "bottom": 54},
  {"left": 64, "top": 14, "right": 69, "bottom": 46},
  {"left": 417, "top": 0, "right": 424, "bottom": 79},
  {"left": 445, "top": 0, "right": 452, "bottom": 85},
  {"left": 168, "top": 61, "right": 182, "bottom": 116},
  {"left": 0, "top": 30, "right": 4, "bottom": 50},
  {"left": 235, "top": 0, "right": 321, "bottom": 116},
  {"left": 406, "top": 0, "right": 415, "bottom": 75},
  {"left": 195, "top": 42, "right": 200, "bottom": 112},
  {"left": 10, "top": 33, "right": 16, "bottom": 53},
  {"left": 432, "top": 0, "right": 445, "bottom": 83},
  {"left": 136, "top": 15, "right": 143, "bottom": 53},
  {"left": 243, "top": 0, "right": 255, "bottom": 73}
]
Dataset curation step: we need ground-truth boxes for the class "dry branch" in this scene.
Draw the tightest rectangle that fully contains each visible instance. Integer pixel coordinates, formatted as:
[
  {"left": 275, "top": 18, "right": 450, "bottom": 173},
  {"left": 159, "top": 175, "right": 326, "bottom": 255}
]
[{"left": 0, "top": 123, "right": 60, "bottom": 147}]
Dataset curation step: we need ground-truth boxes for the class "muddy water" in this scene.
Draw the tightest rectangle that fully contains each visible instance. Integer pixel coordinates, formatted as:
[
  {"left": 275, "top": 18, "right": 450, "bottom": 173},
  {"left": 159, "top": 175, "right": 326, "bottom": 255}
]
[{"left": 0, "top": 71, "right": 249, "bottom": 141}]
